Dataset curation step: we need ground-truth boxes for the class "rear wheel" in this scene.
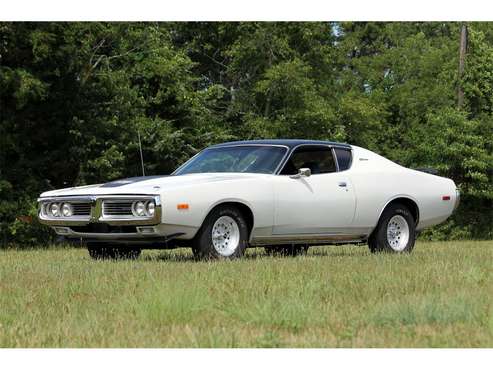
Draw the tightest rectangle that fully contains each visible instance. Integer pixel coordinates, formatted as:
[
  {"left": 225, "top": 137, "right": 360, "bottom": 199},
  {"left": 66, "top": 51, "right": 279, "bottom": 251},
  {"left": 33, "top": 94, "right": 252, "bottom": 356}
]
[
  {"left": 265, "top": 244, "right": 309, "bottom": 257},
  {"left": 368, "top": 203, "right": 416, "bottom": 253},
  {"left": 87, "top": 244, "right": 141, "bottom": 260},
  {"left": 192, "top": 205, "right": 249, "bottom": 260}
]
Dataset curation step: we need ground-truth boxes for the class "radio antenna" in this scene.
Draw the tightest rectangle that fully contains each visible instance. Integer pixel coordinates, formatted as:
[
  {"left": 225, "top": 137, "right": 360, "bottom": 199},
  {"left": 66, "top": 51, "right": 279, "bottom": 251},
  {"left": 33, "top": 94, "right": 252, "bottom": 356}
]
[{"left": 138, "top": 129, "right": 145, "bottom": 176}]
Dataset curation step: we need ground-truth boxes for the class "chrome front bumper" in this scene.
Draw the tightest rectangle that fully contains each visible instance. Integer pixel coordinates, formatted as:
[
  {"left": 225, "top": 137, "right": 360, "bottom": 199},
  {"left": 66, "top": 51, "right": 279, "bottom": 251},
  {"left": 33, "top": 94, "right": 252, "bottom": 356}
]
[
  {"left": 454, "top": 188, "right": 461, "bottom": 212},
  {"left": 50, "top": 225, "right": 185, "bottom": 247},
  {"left": 49, "top": 225, "right": 174, "bottom": 241},
  {"left": 37, "top": 194, "right": 162, "bottom": 227}
]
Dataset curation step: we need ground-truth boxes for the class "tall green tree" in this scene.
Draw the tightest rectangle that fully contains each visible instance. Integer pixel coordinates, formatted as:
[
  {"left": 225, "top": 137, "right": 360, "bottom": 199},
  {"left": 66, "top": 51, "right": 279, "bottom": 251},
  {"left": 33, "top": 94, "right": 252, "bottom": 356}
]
[{"left": 1, "top": 21, "right": 492, "bottom": 245}]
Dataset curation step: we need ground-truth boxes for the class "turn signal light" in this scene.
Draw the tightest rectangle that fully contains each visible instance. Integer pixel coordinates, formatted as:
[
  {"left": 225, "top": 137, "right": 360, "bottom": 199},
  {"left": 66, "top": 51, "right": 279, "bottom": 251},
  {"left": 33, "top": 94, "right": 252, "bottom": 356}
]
[{"left": 177, "top": 203, "right": 189, "bottom": 210}]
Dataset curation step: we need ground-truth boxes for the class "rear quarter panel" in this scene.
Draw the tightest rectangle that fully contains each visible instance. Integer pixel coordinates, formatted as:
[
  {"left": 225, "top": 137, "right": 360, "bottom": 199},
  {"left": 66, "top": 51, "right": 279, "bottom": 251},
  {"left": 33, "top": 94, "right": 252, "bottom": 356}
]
[{"left": 349, "top": 147, "right": 457, "bottom": 232}]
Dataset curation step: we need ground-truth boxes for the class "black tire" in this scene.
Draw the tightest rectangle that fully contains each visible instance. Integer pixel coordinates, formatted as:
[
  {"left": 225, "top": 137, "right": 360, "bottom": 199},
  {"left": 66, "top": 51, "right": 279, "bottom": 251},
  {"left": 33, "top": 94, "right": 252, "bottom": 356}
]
[
  {"left": 368, "top": 203, "right": 416, "bottom": 253},
  {"left": 265, "top": 244, "right": 309, "bottom": 257},
  {"left": 87, "top": 244, "right": 141, "bottom": 260},
  {"left": 192, "top": 205, "right": 249, "bottom": 260}
]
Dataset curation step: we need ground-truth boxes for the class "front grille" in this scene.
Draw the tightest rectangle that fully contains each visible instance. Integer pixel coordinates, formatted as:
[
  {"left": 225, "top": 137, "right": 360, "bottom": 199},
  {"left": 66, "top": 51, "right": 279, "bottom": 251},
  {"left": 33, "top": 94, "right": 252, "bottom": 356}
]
[
  {"left": 72, "top": 202, "right": 92, "bottom": 216},
  {"left": 102, "top": 201, "right": 133, "bottom": 216},
  {"left": 39, "top": 195, "right": 160, "bottom": 226}
]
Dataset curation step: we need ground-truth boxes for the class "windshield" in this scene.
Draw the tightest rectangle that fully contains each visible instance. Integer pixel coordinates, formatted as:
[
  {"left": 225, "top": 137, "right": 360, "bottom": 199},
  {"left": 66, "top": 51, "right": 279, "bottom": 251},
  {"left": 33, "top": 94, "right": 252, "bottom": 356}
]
[{"left": 174, "top": 145, "right": 287, "bottom": 175}]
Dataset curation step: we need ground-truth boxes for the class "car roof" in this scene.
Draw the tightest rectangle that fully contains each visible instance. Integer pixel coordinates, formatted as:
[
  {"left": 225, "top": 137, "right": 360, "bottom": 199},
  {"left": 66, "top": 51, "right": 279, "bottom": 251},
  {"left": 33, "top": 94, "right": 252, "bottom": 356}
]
[{"left": 209, "top": 139, "right": 352, "bottom": 150}]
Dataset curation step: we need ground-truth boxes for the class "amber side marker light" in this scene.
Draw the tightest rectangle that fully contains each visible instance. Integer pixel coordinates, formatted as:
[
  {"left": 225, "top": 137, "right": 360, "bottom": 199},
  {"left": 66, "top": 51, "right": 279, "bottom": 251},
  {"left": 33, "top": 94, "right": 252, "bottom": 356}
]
[
  {"left": 442, "top": 195, "right": 451, "bottom": 201},
  {"left": 177, "top": 203, "right": 189, "bottom": 210}
]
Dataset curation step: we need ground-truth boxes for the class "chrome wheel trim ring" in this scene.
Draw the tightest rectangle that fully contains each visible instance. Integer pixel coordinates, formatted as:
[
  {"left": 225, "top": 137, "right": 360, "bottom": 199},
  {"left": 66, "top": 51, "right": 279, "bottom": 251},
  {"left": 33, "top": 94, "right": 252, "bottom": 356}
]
[
  {"left": 212, "top": 215, "right": 240, "bottom": 257},
  {"left": 386, "top": 215, "right": 410, "bottom": 251}
]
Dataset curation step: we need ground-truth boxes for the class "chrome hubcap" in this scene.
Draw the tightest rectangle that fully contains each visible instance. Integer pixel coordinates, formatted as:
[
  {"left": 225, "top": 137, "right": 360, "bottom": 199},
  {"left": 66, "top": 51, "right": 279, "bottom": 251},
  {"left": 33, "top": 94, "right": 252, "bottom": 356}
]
[
  {"left": 212, "top": 216, "right": 240, "bottom": 256},
  {"left": 386, "top": 215, "right": 410, "bottom": 251}
]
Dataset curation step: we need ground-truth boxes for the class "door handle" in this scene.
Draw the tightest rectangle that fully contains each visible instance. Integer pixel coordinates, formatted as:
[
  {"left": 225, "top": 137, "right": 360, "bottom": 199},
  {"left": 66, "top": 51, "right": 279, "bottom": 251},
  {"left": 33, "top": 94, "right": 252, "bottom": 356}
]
[{"left": 338, "top": 182, "right": 347, "bottom": 187}]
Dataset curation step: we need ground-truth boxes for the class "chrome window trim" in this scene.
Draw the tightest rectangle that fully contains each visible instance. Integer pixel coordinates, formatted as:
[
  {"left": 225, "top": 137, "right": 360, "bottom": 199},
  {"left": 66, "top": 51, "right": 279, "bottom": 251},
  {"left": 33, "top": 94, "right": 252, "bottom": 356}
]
[
  {"left": 277, "top": 143, "right": 343, "bottom": 176},
  {"left": 333, "top": 146, "right": 354, "bottom": 172},
  {"left": 331, "top": 147, "right": 340, "bottom": 172},
  {"left": 172, "top": 144, "right": 291, "bottom": 176},
  {"left": 37, "top": 194, "right": 161, "bottom": 226},
  {"left": 172, "top": 143, "right": 353, "bottom": 177}
]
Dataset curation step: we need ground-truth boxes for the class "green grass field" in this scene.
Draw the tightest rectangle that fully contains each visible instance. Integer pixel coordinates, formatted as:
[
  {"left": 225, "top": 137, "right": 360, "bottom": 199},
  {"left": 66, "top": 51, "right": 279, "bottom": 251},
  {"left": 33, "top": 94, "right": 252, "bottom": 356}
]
[{"left": 0, "top": 240, "right": 492, "bottom": 347}]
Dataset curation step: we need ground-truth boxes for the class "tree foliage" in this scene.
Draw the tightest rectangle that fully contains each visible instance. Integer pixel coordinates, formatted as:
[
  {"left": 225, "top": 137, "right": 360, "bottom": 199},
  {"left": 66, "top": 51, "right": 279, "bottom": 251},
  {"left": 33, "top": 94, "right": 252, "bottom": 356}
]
[{"left": 1, "top": 22, "right": 492, "bottom": 245}]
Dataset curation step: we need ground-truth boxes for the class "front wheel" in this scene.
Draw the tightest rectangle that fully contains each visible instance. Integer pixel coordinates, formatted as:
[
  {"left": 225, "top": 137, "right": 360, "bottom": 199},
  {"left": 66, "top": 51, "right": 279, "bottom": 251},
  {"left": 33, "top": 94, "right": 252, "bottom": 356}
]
[
  {"left": 368, "top": 203, "right": 416, "bottom": 253},
  {"left": 192, "top": 205, "right": 249, "bottom": 260}
]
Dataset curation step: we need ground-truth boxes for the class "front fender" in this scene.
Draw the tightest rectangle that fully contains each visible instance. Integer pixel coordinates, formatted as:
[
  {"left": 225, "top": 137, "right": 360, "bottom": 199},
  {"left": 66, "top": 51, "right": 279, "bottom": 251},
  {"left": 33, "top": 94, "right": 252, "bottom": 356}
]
[{"left": 160, "top": 178, "right": 275, "bottom": 238}]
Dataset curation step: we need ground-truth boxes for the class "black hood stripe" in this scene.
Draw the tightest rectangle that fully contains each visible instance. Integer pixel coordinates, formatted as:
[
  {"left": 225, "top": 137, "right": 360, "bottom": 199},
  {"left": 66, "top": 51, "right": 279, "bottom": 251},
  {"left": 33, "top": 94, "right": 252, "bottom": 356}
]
[{"left": 100, "top": 175, "right": 169, "bottom": 188}]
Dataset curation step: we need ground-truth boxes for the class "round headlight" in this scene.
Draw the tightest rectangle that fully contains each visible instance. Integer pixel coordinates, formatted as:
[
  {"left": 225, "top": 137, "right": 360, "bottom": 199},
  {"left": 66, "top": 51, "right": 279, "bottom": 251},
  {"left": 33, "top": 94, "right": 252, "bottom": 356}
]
[
  {"left": 134, "top": 201, "right": 146, "bottom": 216},
  {"left": 61, "top": 203, "right": 73, "bottom": 217},
  {"left": 50, "top": 203, "right": 60, "bottom": 217},
  {"left": 147, "top": 201, "right": 155, "bottom": 216}
]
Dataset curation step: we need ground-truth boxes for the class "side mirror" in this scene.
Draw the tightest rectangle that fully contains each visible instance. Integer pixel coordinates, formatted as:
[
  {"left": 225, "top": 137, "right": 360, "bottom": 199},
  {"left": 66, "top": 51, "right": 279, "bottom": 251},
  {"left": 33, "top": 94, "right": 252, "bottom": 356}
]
[{"left": 290, "top": 168, "right": 311, "bottom": 179}]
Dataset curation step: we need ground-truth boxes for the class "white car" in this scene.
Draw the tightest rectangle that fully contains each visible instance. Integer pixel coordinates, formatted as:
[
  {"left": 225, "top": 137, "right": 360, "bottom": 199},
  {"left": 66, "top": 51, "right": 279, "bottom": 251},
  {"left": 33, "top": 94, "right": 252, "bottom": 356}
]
[{"left": 38, "top": 140, "right": 459, "bottom": 259}]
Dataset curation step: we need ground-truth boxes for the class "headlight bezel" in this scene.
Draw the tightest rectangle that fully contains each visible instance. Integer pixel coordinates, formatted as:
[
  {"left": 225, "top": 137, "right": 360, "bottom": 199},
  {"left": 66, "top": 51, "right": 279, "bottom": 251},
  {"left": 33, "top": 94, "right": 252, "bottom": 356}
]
[
  {"left": 132, "top": 200, "right": 156, "bottom": 217},
  {"left": 47, "top": 202, "right": 75, "bottom": 218},
  {"left": 147, "top": 201, "right": 155, "bottom": 216},
  {"left": 133, "top": 201, "right": 146, "bottom": 217},
  {"left": 49, "top": 203, "right": 61, "bottom": 217},
  {"left": 61, "top": 203, "right": 73, "bottom": 217}
]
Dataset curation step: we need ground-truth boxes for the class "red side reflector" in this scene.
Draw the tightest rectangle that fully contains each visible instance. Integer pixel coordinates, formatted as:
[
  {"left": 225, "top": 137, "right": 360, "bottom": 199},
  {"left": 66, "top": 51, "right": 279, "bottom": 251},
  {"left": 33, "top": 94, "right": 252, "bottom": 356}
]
[{"left": 442, "top": 195, "right": 451, "bottom": 201}]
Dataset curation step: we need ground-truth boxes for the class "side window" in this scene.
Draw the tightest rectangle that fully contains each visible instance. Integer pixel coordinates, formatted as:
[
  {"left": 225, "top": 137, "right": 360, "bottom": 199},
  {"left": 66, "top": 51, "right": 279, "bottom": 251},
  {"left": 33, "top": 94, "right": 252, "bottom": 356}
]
[
  {"left": 334, "top": 148, "right": 352, "bottom": 171},
  {"left": 280, "top": 146, "right": 337, "bottom": 175}
]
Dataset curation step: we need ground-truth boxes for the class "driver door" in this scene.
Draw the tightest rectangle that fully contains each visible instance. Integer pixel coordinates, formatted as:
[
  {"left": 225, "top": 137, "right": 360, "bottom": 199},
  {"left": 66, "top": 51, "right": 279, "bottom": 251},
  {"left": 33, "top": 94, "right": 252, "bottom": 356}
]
[{"left": 272, "top": 145, "right": 356, "bottom": 235}]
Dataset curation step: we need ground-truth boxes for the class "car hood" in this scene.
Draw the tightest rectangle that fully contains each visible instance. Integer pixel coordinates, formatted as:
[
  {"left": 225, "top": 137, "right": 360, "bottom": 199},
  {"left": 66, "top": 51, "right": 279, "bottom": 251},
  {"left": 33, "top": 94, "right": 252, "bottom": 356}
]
[{"left": 39, "top": 173, "right": 271, "bottom": 197}]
